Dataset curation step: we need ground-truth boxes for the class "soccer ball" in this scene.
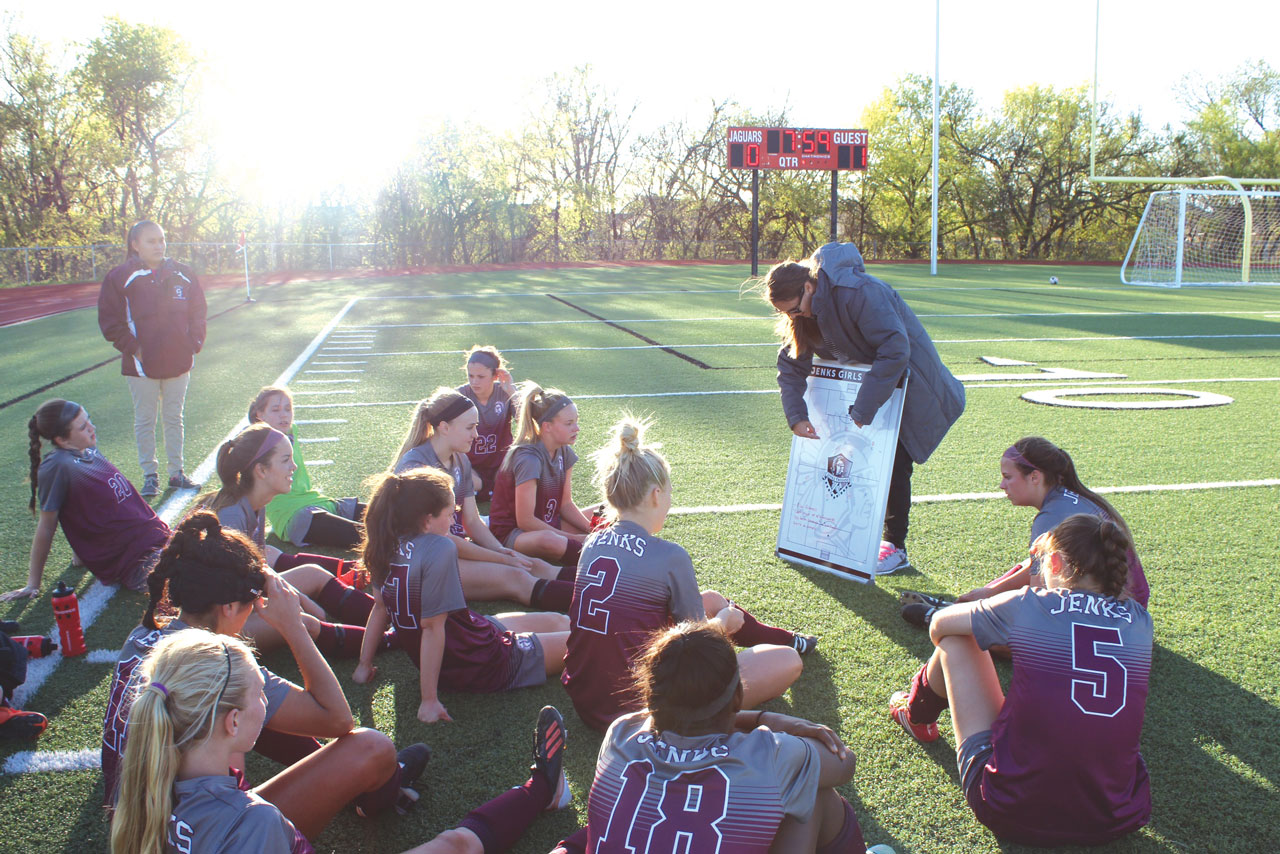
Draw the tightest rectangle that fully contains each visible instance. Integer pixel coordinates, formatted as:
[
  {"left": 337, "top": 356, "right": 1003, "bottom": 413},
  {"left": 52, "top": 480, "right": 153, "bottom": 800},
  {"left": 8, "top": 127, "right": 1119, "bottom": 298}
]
[{"left": 1049, "top": 276, "right": 1059, "bottom": 284}]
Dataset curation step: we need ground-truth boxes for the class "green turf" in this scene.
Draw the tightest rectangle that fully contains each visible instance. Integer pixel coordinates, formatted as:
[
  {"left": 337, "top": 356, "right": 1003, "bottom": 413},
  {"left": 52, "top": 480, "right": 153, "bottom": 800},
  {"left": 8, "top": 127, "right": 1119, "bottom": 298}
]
[{"left": 1, "top": 263, "right": 1277, "bottom": 852}]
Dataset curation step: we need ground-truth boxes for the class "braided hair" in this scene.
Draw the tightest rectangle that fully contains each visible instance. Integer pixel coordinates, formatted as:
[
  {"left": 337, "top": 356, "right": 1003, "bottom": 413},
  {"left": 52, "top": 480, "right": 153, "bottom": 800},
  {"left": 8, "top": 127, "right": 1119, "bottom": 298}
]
[
  {"left": 27, "top": 398, "right": 83, "bottom": 513},
  {"left": 144, "top": 511, "right": 266, "bottom": 630},
  {"left": 1036, "top": 513, "right": 1133, "bottom": 599}
]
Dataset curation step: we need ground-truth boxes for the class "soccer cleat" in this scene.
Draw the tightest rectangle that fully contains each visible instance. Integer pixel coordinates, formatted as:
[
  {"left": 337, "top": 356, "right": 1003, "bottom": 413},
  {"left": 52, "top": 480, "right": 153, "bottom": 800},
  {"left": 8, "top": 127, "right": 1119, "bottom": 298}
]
[
  {"left": 900, "top": 602, "right": 938, "bottom": 629},
  {"left": 898, "top": 590, "right": 953, "bottom": 610},
  {"left": 534, "top": 705, "right": 571, "bottom": 810},
  {"left": 889, "top": 690, "right": 939, "bottom": 743},
  {"left": 168, "top": 472, "right": 201, "bottom": 490},
  {"left": 140, "top": 474, "right": 161, "bottom": 497},
  {"left": 792, "top": 633, "right": 819, "bottom": 655},
  {"left": 396, "top": 742, "right": 432, "bottom": 790},
  {"left": 876, "top": 542, "right": 911, "bottom": 575},
  {"left": 0, "top": 705, "right": 48, "bottom": 740}
]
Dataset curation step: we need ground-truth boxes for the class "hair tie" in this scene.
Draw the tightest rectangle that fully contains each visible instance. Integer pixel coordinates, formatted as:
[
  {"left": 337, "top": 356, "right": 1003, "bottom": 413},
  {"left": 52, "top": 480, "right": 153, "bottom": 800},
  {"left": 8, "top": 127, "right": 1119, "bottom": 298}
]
[
  {"left": 467, "top": 351, "right": 500, "bottom": 371},
  {"left": 149, "top": 682, "right": 169, "bottom": 698},
  {"left": 429, "top": 395, "right": 473, "bottom": 427},
  {"left": 1002, "top": 445, "right": 1035, "bottom": 470},
  {"left": 539, "top": 394, "right": 572, "bottom": 424},
  {"left": 247, "top": 428, "right": 288, "bottom": 468}
]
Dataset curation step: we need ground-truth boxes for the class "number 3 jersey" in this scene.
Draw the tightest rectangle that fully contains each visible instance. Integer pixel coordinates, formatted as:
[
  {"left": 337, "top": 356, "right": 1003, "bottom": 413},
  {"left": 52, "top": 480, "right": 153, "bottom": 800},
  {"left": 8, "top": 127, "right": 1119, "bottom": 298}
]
[
  {"left": 562, "top": 521, "right": 705, "bottom": 731},
  {"left": 587, "top": 711, "right": 822, "bottom": 853},
  {"left": 488, "top": 443, "right": 578, "bottom": 542},
  {"left": 969, "top": 587, "right": 1153, "bottom": 843}
]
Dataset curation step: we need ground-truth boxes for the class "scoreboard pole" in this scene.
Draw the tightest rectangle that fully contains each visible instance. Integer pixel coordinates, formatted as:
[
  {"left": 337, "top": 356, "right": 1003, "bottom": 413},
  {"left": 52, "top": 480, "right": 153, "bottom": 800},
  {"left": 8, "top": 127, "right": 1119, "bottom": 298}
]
[
  {"left": 751, "top": 169, "right": 760, "bottom": 276},
  {"left": 830, "top": 171, "right": 838, "bottom": 243}
]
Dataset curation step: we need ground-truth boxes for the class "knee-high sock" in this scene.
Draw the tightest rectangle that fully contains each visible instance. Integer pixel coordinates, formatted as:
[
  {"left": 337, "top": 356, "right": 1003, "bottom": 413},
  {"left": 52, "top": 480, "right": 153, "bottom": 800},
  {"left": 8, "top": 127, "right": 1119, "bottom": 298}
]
[
  {"left": 559, "top": 535, "right": 584, "bottom": 571},
  {"left": 274, "top": 552, "right": 344, "bottom": 575},
  {"left": 316, "top": 577, "right": 376, "bottom": 624},
  {"left": 729, "top": 605, "right": 795, "bottom": 647},
  {"left": 907, "top": 662, "right": 949, "bottom": 725},
  {"left": 531, "top": 579, "right": 574, "bottom": 613},
  {"left": 815, "top": 796, "right": 868, "bottom": 854},
  {"left": 314, "top": 622, "right": 366, "bottom": 658},
  {"left": 455, "top": 772, "right": 552, "bottom": 854}
]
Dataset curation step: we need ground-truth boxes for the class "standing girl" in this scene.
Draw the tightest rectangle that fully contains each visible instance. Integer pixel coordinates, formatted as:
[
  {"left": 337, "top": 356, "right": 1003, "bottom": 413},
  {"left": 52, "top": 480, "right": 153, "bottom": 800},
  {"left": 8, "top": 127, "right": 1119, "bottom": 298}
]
[
  {"left": 488, "top": 383, "right": 593, "bottom": 566},
  {"left": 248, "top": 386, "right": 365, "bottom": 549},
  {"left": 3, "top": 399, "right": 170, "bottom": 601},
  {"left": 394, "top": 389, "right": 573, "bottom": 611},
  {"left": 764, "top": 243, "right": 965, "bottom": 574},
  {"left": 97, "top": 220, "right": 206, "bottom": 496},
  {"left": 353, "top": 467, "right": 570, "bottom": 724},
  {"left": 457, "top": 345, "right": 516, "bottom": 502},
  {"left": 103, "top": 513, "right": 428, "bottom": 821},
  {"left": 563, "top": 416, "right": 814, "bottom": 732},
  {"left": 887, "top": 514, "right": 1152, "bottom": 846},
  {"left": 573, "top": 622, "right": 891, "bottom": 854}
]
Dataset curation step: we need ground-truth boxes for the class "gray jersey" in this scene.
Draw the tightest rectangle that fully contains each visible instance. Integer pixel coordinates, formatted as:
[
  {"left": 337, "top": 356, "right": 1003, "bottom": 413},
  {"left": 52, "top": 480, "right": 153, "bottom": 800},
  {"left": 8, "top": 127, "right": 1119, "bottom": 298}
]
[
  {"left": 217, "top": 495, "right": 266, "bottom": 551},
  {"left": 1028, "top": 486, "right": 1106, "bottom": 581},
  {"left": 167, "top": 774, "right": 311, "bottom": 853},
  {"left": 586, "top": 711, "right": 822, "bottom": 852},
  {"left": 394, "top": 442, "right": 474, "bottom": 536}
]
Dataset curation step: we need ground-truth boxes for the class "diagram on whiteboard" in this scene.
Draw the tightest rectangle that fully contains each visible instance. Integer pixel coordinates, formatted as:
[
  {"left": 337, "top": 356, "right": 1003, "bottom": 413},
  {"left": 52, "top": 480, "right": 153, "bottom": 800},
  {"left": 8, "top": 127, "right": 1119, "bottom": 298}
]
[{"left": 777, "top": 360, "right": 906, "bottom": 583}]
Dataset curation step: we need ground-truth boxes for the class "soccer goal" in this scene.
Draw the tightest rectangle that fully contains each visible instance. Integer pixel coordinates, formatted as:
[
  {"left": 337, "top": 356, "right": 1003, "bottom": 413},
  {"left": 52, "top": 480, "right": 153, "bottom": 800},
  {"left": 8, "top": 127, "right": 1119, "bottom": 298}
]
[{"left": 1121, "top": 189, "right": 1280, "bottom": 287}]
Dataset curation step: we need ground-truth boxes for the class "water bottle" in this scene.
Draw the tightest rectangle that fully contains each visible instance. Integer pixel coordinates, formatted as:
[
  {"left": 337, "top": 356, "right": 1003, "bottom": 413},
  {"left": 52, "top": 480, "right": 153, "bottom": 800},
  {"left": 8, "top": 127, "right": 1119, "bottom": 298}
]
[
  {"left": 51, "top": 582, "right": 86, "bottom": 657},
  {"left": 12, "top": 635, "right": 56, "bottom": 658}
]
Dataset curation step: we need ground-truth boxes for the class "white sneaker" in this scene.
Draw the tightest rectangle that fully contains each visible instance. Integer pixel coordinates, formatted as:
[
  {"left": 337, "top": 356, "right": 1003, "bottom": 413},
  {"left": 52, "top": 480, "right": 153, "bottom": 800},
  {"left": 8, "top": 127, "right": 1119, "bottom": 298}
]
[{"left": 876, "top": 541, "right": 911, "bottom": 575}]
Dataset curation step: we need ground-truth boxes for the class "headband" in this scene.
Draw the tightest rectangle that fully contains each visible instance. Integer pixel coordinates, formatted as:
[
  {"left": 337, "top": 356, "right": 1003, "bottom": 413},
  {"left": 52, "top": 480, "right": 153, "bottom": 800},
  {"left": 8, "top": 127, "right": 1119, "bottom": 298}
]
[
  {"left": 429, "top": 395, "right": 474, "bottom": 427},
  {"left": 212, "top": 643, "right": 233, "bottom": 712},
  {"left": 247, "top": 428, "right": 288, "bottom": 468},
  {"left": 59, "top": 400, "right": 82, "bottom": 427},
  {"left": 467, "top": 350, "right": 500, "bottom": 371},
  {"left": 1002, "top": 445, "right": 1036, "bottom": 471},
  {"left": 538, "top": 394, "right": 572, "bottom": 424},
  {"left": 663, "top": 673, "right": 741, "bottom": 720}
]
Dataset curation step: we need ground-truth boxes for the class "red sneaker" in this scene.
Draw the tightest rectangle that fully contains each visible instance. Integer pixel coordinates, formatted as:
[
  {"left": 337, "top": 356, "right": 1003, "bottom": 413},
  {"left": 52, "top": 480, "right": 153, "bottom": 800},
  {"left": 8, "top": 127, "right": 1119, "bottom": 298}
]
[
  {"left": 0, "top": 705, "right": 48, "bottom": 740},
  {"left": 889, "top": 690, "right": 939, "bottom": 743}
]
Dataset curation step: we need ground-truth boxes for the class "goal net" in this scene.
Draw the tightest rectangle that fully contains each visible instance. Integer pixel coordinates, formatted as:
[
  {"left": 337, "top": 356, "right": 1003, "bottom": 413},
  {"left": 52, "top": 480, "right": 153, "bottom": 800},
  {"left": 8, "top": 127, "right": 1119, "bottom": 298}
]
[{"left": 1121, "top": 189, "right": 1280, "bottom": 286}]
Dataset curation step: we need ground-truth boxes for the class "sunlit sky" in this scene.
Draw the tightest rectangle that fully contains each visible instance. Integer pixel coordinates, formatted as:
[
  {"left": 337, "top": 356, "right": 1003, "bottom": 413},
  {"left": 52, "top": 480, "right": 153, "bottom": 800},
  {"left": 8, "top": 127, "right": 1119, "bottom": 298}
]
[{"left": 9, "top": 0, "right": 1278, "bottom": 205}]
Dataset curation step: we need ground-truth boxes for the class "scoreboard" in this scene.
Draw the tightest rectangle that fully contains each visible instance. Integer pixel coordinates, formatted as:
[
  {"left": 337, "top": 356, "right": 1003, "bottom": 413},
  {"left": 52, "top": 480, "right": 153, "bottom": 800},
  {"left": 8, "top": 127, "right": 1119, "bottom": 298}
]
[{"left": 727, "top": 127, "right": 869, "bottom": 171}]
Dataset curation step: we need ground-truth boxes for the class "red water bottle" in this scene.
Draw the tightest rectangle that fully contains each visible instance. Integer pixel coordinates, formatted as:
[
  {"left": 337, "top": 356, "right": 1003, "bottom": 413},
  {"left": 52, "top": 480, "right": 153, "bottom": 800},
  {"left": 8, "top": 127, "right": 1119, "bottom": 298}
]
[
  {"left": 589, "top": 505, "right": 609, "bottom": 532},
  {"left": 12, "top": 636, "right": 56, "bottom": 658},
  {"left": 51, "top": 582, "right": 86, "bottom": 657}
]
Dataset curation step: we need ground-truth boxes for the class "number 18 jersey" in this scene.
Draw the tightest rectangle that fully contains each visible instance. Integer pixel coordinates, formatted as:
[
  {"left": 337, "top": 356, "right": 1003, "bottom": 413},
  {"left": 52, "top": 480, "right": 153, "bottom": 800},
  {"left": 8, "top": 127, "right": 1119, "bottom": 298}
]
[{"left": 587, "top": 711, "right": 821, "bottom": 853}]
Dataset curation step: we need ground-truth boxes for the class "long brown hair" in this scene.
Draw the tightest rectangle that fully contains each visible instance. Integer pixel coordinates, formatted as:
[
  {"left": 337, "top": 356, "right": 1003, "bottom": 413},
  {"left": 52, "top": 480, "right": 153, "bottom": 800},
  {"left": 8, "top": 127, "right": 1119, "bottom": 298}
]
[
  {"left": 200, "top": 423, "right": 283, "bottom": 512},
  {"left": 759, "top": 258, "right": 822, "bottom": 358},
  {"left": 146, "top": 511, "right": 266, "bottom": 631},
  {"left": 360, "top": 467, "right": 455, "bottom": 586},
  {"left": 27, "top": 398, "right": 82, "bottom": 512},
  {"left": 634, "top": 621, "right": 742, "bottom": 735},
  {"left": 1007, "top": 437, "right": 1129, "bottom": 537},
  {"left": 1035, "top": 513, "right": 1133, "bottom": 599}
]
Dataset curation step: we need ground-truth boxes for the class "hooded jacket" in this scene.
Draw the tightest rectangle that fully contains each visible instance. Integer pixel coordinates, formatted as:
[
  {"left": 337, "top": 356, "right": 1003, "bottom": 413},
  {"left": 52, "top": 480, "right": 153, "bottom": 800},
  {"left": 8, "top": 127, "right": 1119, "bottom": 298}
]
[
  {"left": 98, "top": 257, "right": 207, "bottom": 379},
  {"left": 775, "top": 242, "right": 964, "bottom": 464}
]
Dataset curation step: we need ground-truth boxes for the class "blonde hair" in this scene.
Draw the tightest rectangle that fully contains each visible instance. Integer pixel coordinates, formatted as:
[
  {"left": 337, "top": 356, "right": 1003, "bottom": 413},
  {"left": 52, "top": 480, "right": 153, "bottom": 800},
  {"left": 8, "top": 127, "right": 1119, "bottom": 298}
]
[
  {"left": 512, "top": 381, "right": 574, "bottom": 446},
  {"left": 110, "top": 630, "right": 258, "bottom": 854},
  {"left": 393, "top": 386, "right": 476, "bottom": 467},
  {"left": 592, "top": 415, "right": 670, "bottom": 515}
]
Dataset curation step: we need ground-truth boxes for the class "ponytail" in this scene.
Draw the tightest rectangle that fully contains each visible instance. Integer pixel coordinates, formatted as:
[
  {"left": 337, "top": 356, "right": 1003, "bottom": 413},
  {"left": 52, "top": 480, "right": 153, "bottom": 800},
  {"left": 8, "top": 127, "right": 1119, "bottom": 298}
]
[
  {"left": 146, "top": 511, "right": 266, "bottom": 630},
  {"left": 592, "top": 415, "right": 670, "bottom": 515},
  {"left": 110, "top": 630, "right": 257, "bottom": 854},
  {"left": 124, "top": 220, "right": 162, "bottom": 264},
  {"left": 360, "top": 468, "right": 455, "bottom": 586},
  {"left": 1007, "top": 437, "right": 1130, "bottom": 538},
  {"left": 393, "top": 387, "right": 475, "bottom": 467},
  {"left": 1037, "top": 514, "right": 1133, "bottom": 599},
  {"left": 200, "top": 423, "right": 282, "bottom": 512},
  {"left": 512, "top": 382, "right": 573, "bottom": 446},
  {"left": 26, "top": 399, "right": 83, "bottom": 513}
]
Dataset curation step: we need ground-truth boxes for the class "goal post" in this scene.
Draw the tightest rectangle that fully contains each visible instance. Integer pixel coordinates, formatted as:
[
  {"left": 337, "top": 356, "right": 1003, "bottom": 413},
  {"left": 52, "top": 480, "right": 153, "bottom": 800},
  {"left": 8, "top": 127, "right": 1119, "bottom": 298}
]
[{"left": 1121, "top": 189, "right": 1280, "bottom": 287}]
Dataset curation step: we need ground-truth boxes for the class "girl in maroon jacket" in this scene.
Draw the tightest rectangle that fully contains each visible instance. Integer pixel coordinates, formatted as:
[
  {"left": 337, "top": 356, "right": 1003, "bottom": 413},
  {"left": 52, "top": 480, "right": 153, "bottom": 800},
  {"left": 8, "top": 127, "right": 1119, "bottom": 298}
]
[{"left": 98, "top": 220, "right": 207, "bottom": 497}]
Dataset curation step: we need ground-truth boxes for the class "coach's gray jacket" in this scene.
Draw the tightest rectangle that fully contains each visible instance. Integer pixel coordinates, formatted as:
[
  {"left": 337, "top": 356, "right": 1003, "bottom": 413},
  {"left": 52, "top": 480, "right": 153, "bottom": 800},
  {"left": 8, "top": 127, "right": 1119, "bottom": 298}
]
[{"left": 775, "top": 242, "right": 965, "bottom": 464}]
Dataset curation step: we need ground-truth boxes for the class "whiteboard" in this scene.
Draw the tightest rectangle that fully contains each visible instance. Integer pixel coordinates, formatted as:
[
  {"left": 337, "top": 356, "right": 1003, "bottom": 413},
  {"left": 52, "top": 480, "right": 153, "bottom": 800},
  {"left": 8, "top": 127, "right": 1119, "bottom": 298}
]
[{"left": 776, "top": 359, "right": 907, "bottom": 583}]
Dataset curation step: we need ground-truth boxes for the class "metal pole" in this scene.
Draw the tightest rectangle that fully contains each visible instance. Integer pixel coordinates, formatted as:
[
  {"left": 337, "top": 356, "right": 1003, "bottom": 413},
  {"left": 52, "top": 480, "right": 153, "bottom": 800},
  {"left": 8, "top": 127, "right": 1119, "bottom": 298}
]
[
  {"left": 328, "top": 243, "right": 334, "bottom": 270},
  {"left": 24, "top": 248, "right": 30, "bottom": 284},
  {"left": 91, "top": 245, "right": 97, "bottom": 280},
  {"left": 751, "top": 169, "right": 760, "bottom": 277},
  {"left": 243, "top": 238, "right": 253, "bottom": 302},
  {"left": 930, "top": 0, "right": 940, "bottom": 276},
  {"left": 830, "top": 171, "right": 838, "bottom": 243}
]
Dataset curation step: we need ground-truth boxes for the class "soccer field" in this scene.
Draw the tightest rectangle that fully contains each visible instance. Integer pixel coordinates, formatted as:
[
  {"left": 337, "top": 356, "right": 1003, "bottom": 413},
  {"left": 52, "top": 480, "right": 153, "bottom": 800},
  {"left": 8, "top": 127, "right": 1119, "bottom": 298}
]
[{"left": 1, "top": 262, "right": 1277, "bottom": 853}]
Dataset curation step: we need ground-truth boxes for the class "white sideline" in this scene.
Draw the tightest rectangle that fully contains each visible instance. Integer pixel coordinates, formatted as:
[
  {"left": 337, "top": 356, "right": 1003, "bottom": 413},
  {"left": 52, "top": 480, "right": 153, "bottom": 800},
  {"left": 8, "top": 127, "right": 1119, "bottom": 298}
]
[{"left": 3, "top": 298, "right": 360, "bottom": 777}]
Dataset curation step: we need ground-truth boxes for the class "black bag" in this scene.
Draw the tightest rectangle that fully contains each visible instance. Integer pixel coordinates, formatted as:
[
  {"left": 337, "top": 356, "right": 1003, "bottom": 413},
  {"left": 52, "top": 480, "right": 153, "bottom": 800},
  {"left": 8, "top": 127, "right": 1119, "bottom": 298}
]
[{"left": 0, "top": 630, "right": 29, "bottom": 702}]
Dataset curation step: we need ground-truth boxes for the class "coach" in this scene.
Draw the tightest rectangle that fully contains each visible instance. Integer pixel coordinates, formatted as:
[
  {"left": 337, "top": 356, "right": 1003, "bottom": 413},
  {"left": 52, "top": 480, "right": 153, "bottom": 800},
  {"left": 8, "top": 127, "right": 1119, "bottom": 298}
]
[
  {"left": 98, "top": 220, "right": 206, "bottom": 497},
  {"left": 765, "top": 242, "right": 964, "bottom": 574}
]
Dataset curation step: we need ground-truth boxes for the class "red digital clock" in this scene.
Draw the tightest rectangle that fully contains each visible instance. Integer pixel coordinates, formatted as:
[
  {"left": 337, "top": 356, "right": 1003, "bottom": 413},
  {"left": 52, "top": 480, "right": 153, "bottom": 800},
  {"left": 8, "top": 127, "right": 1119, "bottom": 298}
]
[{"left": 727, "top": 127, "right": 868, "bottom": 171}]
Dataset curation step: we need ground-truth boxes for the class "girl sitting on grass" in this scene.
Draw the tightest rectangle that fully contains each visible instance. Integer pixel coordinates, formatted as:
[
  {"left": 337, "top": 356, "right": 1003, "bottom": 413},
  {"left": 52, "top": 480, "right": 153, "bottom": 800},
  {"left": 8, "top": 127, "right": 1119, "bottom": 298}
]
[
  {"left": 563, "top": 415, "right": 815, "bottom": 732},
  {"left": 394, "top": 388, "right": 573, "bottom": 612},
  {"left": 456, "top": 345, "right": 517, "bottom": 502},
  {"left": 888, "top": 513, "right": 1153, "bottom": 847},
  {"left": 353, "top": 467, "right": 570, "bottom": 724},
  {"left": 248, "top": 386, "right": 365, "bottom": 550}
]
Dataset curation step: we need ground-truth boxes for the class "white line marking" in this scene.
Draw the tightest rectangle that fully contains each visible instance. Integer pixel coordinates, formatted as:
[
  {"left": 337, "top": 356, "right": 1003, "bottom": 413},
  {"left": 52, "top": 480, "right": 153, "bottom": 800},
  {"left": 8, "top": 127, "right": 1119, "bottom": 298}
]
[
  {"left": 306, "top": 460, "right": 334, "bottom": 466},
  {"left": 303, "top": 369, "right": 365, "bottom": 374},
  {"left": 295, "top": 379, "right": 360, "bottom": 385},
  {"left": 3, "top": 749, "right": 100, "bottom": 775},
  {"left": 294, "top": 418, "right": 348, "bottom": 424},
  {"left": 966, "top": 376, "right": 1280, "bottom": 390},
  {"left": 4, "top": 298, "right": 362, "bottom": 771},
  {"left": 292, "top": 389, "right": 356, "bottom": 396},
  {"left": 982, "top": 356, "right": 1035, "bottom": 366},
  {"left": 935, "top": 333, "right": 1280, "bottom": 344},
  {"left": 667, "top": 479, "right": 1280, "bottom": 515},
  {"left": 85, "top": 649, "right": 119, "bottom": 663},
  {"left": 311, "top": 360, "right": 368, "bottom": 365},
  {"left": 298, "top": 437, "right": 340, "bottom": 443}
]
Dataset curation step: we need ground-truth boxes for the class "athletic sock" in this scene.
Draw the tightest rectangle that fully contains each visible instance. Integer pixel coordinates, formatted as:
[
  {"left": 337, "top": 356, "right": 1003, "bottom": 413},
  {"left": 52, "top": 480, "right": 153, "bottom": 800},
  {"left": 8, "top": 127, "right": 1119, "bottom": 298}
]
[
  {"left": 907, "top": 663, "right": 949, "bottom": 725},
  {"left": 273, "top": 552, "right": 343, "bottom": 575},
  {"left": 530, "top": 579, "right": 573, "bottom": 613},
  {"left": 729, "top": 605, "right": 795, "bottom": 648},
  {"left": 353, "top": 766, "right": 402, "bottom": 818},
  {"left": 456, "top": 772, "right": 551, "bottom": 854},
  {"left": 317, "top": 577, "right": 376, "bottom": 625},
  {"left": 314, "top": 622, "right": 366, "bottom": 658},
  {"left": 559, "top": 536, "right": 583, "bottom": 571},
  {"left": 816, "top": 796, "right": 868, "bottom": 854}
]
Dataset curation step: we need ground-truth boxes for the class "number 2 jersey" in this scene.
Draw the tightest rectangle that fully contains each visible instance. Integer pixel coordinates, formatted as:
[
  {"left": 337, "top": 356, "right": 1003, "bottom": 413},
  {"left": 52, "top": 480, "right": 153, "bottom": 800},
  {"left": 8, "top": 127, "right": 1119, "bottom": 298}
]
[
  {"left": 587, "top": 711, "right": 822, "bottom": 853},
  {"left": 488, "top": 443, "right": 577, "bottom": 542},
  {"left": 969, "top": 586, "right": 1153, "bottom": 845},
  {"left": 563, "top": 521, "right": 704, "bottom": 731},
  {"left": 380, "top": 532, "right": 518, "bottom": 693}
]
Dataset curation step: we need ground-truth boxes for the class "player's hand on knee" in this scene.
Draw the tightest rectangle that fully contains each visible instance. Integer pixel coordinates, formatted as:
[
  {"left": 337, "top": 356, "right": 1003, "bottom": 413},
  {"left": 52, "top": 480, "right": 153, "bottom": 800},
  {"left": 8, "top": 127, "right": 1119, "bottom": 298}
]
[
  {"left": 791, "top": 420, "right": 819, "bottom": 439},
  {"left": 713, "top": 604, "right": 745, "bottom": 635}
]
